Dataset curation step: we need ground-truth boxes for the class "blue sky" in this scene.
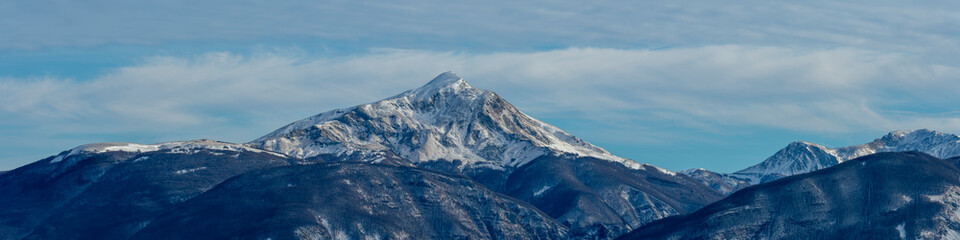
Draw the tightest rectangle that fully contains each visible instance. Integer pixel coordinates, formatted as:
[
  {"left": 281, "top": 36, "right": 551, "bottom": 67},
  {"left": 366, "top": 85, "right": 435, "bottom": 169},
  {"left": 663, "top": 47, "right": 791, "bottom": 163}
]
[{"left": 2, "top": 1, "right": 960, "bottom": 171}]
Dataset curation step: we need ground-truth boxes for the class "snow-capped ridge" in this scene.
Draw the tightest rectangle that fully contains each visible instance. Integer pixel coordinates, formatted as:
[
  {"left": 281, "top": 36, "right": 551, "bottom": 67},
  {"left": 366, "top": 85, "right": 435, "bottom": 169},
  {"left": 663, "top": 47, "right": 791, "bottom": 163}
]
[
  {"left": 836, "top": 129, "right": 960, "bottom": 161},
  {"left": 678, "top": 168, "right": 708, "bottom": 174},
  {"left": 717, "top": 129, "right": 960, "bottom": 186},
  {"left": 251, "top": 107, "right": 356, "bottom": 143},
  {"left": 686, "top": 129, "right": 960, "bottom": 194},
  {"left": 391, "top": 71, "right": 480, "bottom": 101},
  {"left": 50, "top": 139, "right": 285, "bottom": 164},
  {"left": 421, "top": 71, "right": 466, "bottom": 91},
  {"left": 735, "top": 140, "right": 839, "bottom": 177}
]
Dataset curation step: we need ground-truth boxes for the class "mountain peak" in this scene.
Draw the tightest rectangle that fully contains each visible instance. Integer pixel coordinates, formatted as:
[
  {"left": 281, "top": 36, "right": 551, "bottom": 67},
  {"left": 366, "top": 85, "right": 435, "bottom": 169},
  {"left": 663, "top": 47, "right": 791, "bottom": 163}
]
[
  {"left": 788, "top": 140, "right": 816, "bottom": 146},
  {"left": 407, "top": 71, "right": 472, "bottom": 96},
  {"left": 732, "top": 140, "right": 841, "bottom": 184},
  {"left": 699, "top": 129, "right": 960, "bottom": 191},
  {"left": 252, "top": 72, "right": 637, "bottom": 169},
  {"left": 424, "top": 71, "right": 464, "bottom": 87}
]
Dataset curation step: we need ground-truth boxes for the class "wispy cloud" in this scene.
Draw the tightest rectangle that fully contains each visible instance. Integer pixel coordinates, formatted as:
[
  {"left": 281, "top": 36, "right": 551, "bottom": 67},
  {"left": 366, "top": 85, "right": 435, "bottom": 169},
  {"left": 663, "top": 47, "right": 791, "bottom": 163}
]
[
  {"left": 4, "top": 0, "right": 960, "bottom": 172},
  {"left": 3, "top": 1, "right": 960, "bottom": 56},
  {"left": 2, "top": 46, "right": 959, "bottom": 170}
]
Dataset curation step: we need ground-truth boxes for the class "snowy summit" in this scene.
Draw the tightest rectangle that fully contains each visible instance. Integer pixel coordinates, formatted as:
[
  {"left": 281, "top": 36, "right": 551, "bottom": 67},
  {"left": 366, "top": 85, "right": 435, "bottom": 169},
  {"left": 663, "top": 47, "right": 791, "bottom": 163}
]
[{"left": 250, "top": 72, "right": 645, "bottom": 170}]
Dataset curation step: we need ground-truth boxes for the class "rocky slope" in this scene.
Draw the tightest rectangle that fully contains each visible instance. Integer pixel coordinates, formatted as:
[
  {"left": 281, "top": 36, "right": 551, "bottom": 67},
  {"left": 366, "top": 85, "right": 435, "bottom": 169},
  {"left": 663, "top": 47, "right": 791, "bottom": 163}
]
[
  {"left": 504, "top": 154, "right": 721, "bottom": 239},
  {"left": 621, "top": 152, "right": 960, "bottom": 240},
  {"left": 0, "top": 140, "right": 292, "bottom": 239},
  {"left": 131, "top": 162, "right": 569, "bottom": 240},
  {"left": 0, "top": 140, "right": 571, "bottom": 239}
]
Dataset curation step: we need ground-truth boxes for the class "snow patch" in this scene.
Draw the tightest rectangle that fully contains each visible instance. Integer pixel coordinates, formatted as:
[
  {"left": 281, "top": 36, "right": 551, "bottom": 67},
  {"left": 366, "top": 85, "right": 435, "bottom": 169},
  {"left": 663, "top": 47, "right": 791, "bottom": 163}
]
[
  {"left": 534, "top": 185, "right": 552, "bottom": 197},
  {"left": 50, "top": 154, "right": 68, "bottom": 163},
  {"left": 896, "top": 223, "right": 905, "bottom": 239},
  {"left": 102, "top": 144, "right": 161, "bottom": 153},
  {"left": 174, "top": 167, "right": 207, "bottom": 175},
  {"left": 647, "top": 164, "right": 677, "bottom": 176},
  {"left": 922, "top": 186, "right": 960, "bottom": 239},
  {"left": 334, "top": 231, "right": 349, "bottom": 240}
]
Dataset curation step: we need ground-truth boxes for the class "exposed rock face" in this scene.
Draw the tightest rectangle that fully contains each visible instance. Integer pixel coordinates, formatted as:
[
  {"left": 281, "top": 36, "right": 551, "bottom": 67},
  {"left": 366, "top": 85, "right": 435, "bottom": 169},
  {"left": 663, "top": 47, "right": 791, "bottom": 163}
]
[
  {"left": 131, "top": 162, "right": 570, "bottom": 240},
  {"left": 621, "top": 152, "right": 960, "bottom": 240}
]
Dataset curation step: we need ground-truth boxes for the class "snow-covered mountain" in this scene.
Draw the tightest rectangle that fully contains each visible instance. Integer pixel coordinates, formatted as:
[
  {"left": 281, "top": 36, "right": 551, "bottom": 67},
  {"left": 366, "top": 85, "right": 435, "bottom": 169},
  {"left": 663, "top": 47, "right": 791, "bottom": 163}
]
[
  {"left": 620, "top": 152, "right": 960, "bottom": 239},
  {"left": 10, "top": 71, "right": 959, "bottom": 239},
  {"left": 249, "top": 72, "right": 723, "bottom": 238},
  {"left": 250, "top": 71, "right": 640, "bottom": 171},
  {"left": 734, "top": 141, "right": 843, "bottom": 184},
  {"left": 835, "top": 129, "right": 960, "bottom": 160},
  {"left": 685, "top": 129, "right": 960, "bottom": 194}
]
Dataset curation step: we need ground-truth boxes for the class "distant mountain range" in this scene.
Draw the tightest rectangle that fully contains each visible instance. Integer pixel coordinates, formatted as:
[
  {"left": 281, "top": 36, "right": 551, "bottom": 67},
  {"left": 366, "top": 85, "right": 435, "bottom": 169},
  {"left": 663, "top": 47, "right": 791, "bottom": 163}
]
[
  {"left": 621, "top": 152, "right": 960, "bottom": 240},
  {"left": 2, "top": 72, "right": 959, "bottom": 239},
  {"left": 684, "top": 129, "right": 960, "bottom": 194}
]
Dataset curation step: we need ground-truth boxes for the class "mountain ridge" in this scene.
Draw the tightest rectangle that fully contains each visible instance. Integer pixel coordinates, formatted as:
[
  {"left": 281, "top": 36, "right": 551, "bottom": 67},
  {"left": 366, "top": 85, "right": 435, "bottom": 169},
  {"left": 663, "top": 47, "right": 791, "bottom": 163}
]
[
  {"left": 685, "top": 129, "right": 960, "bottom": 194},
  {"left": 621, "top": 151, "right": 960, "bottom": 239},
  {"left": 0, "top": 139, "right": 293, "bottom": 239}
]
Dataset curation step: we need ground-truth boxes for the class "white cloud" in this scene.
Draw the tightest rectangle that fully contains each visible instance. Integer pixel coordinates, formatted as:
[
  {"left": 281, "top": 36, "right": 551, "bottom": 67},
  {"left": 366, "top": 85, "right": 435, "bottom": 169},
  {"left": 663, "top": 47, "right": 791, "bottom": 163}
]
[
  {"left": 3, "top": 46, "right": 959, "bottom": 133},
  {"left": 2, "top": 46, "right": 960, "bottom": 169},
  {"left": 4, "top": 0, "right": 960, "bottom": 172}
]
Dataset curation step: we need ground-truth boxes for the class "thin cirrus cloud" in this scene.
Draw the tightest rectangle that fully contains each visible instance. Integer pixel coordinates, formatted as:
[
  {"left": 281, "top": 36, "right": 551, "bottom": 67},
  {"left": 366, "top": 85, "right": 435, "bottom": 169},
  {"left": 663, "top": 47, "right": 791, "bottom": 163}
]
[
  {"left": 2, "top": 46, "right": 959, "bottom": 170},
  {"left": 2, "top": 1, "right": 960, "bottom": 55}
]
